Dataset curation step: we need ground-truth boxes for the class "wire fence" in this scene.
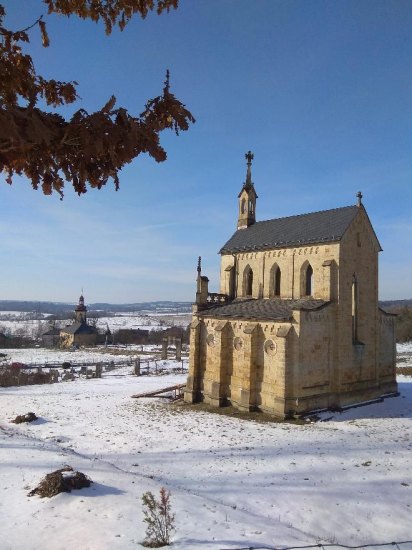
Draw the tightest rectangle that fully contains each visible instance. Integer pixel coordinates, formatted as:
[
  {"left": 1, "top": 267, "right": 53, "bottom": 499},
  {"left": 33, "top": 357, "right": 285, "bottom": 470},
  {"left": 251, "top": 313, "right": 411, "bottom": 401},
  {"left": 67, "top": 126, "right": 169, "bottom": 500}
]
[{"left": 221, "top": 541, "right": 412, "bottom": 550}]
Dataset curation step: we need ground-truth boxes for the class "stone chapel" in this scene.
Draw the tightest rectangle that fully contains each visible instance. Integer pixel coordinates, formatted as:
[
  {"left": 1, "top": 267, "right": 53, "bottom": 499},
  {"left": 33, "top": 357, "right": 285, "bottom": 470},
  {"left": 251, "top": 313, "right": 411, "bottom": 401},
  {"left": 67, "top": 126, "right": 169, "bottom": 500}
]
[
  {"left": 60, "top": 294, "right": 98, "bottom": 349},
  {"left": 184, "top": 152, "right": 397, "bottom": 418}
]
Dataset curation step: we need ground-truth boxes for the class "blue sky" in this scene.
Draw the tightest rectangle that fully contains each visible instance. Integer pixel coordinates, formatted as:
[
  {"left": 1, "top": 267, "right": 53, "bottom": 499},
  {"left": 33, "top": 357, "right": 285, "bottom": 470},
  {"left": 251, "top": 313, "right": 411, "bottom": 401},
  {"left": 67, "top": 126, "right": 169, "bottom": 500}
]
[{"left": 1, "top": 0, "right": 411, "bottom": 303}]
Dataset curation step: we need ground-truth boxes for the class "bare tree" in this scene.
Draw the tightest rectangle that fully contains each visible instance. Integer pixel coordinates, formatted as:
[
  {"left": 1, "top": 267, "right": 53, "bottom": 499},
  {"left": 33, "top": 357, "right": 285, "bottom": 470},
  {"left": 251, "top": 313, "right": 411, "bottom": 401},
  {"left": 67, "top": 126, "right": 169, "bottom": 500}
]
[{"left": 0, "top": 1, "right": 194, "bottom": 197}]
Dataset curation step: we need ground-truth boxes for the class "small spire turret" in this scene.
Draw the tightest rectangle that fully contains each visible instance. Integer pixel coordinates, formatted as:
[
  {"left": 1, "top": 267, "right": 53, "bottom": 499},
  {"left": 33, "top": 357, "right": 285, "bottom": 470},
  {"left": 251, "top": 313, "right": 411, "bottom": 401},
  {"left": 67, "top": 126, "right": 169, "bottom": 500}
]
[{"left": 237, "top": 151, "right": 257, "bottom": 230}]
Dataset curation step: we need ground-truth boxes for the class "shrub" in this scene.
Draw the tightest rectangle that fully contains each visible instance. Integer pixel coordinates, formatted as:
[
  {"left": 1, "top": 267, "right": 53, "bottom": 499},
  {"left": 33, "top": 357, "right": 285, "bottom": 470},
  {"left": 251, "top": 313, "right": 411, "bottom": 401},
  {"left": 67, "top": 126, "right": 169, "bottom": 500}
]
[
  {"left": 141, "top": 487, "right": 175, "bottom": 547},
  {"left": 28, "top": 466, "right": 92, "bottom": 498},
  {"left": 11, "top": 412, "right": 37, "bottom": 424}
]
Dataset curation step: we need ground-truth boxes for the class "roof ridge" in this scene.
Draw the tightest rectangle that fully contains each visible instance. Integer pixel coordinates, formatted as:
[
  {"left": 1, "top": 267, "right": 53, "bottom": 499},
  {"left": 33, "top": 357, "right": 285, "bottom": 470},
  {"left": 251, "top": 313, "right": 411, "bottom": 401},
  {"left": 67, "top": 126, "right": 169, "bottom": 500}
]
[
  {"left": 219, "top": 203, "right": 361, "bottom": 254},
  {"left": 253, "top": 204, "right": 357, "bottom": 226}
]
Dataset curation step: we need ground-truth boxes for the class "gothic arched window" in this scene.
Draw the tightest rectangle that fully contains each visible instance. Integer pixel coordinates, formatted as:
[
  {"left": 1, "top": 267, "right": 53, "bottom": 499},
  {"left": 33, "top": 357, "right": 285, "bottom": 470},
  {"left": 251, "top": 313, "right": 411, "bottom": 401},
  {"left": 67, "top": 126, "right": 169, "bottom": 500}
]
[
  {"left": 305, "top": 264, "right": 313, "bottom": 296},
  {"left": 274, "top": 266, "right": 281, "bottom": 296},
  {"left": 228, "top": 266, "right": 235, "bottom": 299},
  {"left": 270, "top": 264, "right": 281, "bottom": 297},
  {"left": 243, "top": 266, "right": 253, "bottom": 297}
]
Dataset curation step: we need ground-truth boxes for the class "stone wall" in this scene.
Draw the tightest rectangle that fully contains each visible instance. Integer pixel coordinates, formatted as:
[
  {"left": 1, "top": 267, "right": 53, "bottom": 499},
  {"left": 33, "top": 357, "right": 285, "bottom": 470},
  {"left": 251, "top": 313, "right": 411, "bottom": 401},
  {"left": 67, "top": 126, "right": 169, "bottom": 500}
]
[
  {"left": 220, "top": 242, "right": 340, "bottom": 301},
  {"left": 185, "top": 206, "right": 398, "bottom": 418}
]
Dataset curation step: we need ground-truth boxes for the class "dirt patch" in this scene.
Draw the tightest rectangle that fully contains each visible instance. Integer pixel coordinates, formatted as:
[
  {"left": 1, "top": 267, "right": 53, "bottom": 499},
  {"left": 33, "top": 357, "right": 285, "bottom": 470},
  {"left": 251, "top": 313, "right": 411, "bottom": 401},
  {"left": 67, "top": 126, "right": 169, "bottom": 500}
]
[
  {"left": 171, "top": 401, "right": 306, "bottom": 425},
  {"left": 28, "top": 466, "right": 92, "bottom": 498}
]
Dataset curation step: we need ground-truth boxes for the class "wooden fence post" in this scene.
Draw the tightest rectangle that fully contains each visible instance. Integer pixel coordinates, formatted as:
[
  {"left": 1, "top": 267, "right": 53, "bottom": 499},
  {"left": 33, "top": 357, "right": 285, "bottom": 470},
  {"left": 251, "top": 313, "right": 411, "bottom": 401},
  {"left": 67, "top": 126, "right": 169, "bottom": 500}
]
[
  {"left": 134, "top": 357, "right": 141, "bottom": 376},
  {"left": 175, "top": 338, "right": 182, "bottom": 361},
  {"left": 161, "top": 338, "right": 168, "bottom": 360}
]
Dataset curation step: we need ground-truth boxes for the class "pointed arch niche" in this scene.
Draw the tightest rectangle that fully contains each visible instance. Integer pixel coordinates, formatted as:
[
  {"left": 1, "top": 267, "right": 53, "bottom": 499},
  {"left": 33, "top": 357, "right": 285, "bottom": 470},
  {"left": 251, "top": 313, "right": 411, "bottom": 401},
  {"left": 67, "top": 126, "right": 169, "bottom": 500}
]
[
  {"left": 242, "top": 265, "right": 254, "bottom": 297},
  {"left": 269, "top": 264, "right": 281, "bottom": 297},
  {"left": 300, "top": 261, "right": 314, "bottom": 297}
]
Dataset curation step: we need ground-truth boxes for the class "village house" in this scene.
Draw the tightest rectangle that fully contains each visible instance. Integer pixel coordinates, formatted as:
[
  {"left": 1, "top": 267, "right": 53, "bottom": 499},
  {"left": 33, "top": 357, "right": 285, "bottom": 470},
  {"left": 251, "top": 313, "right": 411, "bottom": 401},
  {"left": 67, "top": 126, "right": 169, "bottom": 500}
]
[
  {"left": 60, "top": 294, "right": 98, "bottom": 349},
  {"left": 184, "top": 153, "right": 397, "bottom": 417},
  {"left": 41, "top": 326, "right": 61, "bottom": 348}
]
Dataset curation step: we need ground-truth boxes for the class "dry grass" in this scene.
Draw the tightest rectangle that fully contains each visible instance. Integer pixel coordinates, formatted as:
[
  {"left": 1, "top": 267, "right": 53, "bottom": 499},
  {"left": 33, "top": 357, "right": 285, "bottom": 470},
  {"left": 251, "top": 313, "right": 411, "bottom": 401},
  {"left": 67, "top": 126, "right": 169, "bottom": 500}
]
[
  {"left": 397, "top": 366, "right": 412, "bottom": 375},
  {"left": 11, "top": 412, "right": 37, "bottom": 424},
  {"left": 28, "top": 466, "right": 92, "bottom": 498}
]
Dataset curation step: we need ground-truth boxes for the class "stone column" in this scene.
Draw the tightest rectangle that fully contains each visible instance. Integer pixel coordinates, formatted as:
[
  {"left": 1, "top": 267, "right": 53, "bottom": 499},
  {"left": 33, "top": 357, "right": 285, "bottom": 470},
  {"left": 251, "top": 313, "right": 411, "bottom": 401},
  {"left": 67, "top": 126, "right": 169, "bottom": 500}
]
[
  {"left": 276, "top": 324, "right": 293, "bottom": 417},
  {"left": 184, "top": 319, "right": 203, "bottom": 403},
  {"left": 237, "top": 323, "right": 258, "bottom": 411},
  {"left": 204, "top": 321, "right": 229, "bottom": 408},
  {"left": 321, "top": 259, "right": 336, "bottom": 301}
]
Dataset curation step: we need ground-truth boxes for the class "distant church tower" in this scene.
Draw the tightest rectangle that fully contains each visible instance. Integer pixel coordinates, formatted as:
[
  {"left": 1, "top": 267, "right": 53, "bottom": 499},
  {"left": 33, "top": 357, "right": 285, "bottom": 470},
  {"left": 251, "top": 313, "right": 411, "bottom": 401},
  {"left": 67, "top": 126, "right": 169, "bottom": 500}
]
[
  {"left": 237, "top": 151, "right": 258, "bottom": 230},
  {"left": 75, "top": 294, "right": 87, "bottom": 324}
]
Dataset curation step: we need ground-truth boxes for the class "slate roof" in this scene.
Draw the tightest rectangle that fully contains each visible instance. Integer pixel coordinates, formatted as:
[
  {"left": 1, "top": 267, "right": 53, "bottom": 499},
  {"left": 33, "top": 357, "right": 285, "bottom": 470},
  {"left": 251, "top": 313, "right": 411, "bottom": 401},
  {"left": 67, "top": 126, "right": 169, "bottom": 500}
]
[
  {"left": 220, "top": 205, "right": 360, "bottom": 254},
  {"left": 60, "top": 322, "right": 97, "bottom": 335},
  {"left": 197, "top": 298, "right": 329, "bottom": 321}
]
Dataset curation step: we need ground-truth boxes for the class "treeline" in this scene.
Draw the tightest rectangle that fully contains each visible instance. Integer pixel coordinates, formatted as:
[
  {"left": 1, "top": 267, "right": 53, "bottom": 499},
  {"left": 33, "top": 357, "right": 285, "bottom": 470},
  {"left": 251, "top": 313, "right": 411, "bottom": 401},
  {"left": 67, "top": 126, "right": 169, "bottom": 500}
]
[
  {"left": 111, "top": 326, "right": 189, "bottom": 346},
  {"left": 0, "top": 334, "right": 37, "bottom": 348},
  {"left": 0, "top": 326, "right": 190, "bottom": 349},
  {"left": 393, "top": 306, "right": 412, "bottom": 343}
]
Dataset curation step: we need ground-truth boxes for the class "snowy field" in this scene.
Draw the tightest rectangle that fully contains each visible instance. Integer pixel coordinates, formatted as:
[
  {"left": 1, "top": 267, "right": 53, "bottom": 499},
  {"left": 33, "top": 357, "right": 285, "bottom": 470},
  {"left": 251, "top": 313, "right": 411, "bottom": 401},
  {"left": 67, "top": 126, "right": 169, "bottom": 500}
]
[
  {"left": 0, "top": 347, "right": 136, "bottom": 365},
  {"left": 0, "top": 349, "right": 411, "bottom": 549},
  {"left": 398, "top": 341, "right": 412, "bottom": 369},
  {"left": 0, "top": 311, "right": 191, "bottom": 338}
]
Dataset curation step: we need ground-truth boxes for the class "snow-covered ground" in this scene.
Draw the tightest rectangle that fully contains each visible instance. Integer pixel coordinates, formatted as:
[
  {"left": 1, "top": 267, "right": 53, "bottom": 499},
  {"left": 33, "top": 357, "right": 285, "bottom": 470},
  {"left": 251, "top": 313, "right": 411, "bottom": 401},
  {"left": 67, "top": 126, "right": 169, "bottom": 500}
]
[
  {"left": 95, "top": 313, "right": 189, "bottom": 332},
  {"left": 1, "top": 349, "right": 411, "bottom": 549},
  {"left": 0, "top": 312, "right": 191, "bottom": 338},
  {"left": 398, "top": 341, "right": 412, "bottom": 368},
  {"left": 0, "top": 347, "right": 136, "bottom": 365}
]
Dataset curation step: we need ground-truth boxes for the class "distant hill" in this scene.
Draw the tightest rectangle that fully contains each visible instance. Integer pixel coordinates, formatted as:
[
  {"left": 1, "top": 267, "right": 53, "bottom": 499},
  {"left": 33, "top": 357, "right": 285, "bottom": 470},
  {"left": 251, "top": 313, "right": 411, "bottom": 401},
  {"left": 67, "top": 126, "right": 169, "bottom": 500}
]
[
  {"left": 1, "top": 298, "right": 410, "bottom": 315},
  {"left": 0, "top": 300, "right": 192, "bottom": 314},
  {"left": 380, "top": 299, "right": 412, "bottom": 310}
]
